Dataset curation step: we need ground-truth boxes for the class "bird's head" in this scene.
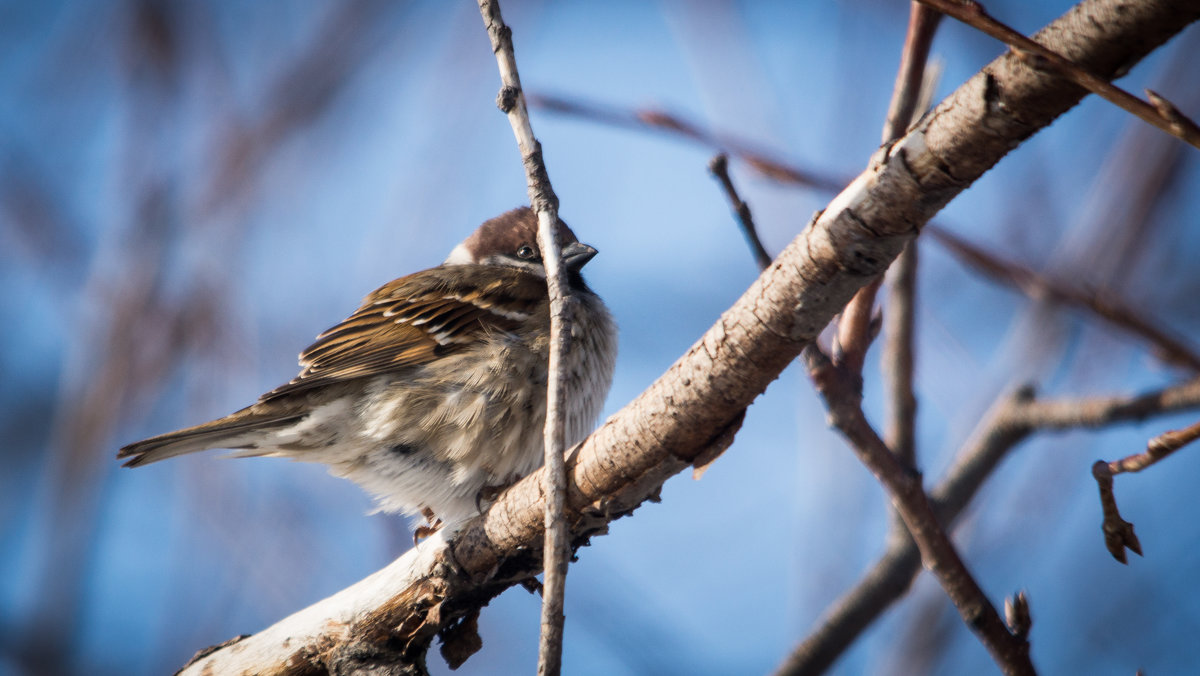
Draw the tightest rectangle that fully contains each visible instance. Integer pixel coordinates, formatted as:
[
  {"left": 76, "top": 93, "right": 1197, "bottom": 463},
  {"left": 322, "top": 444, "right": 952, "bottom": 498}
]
[{"left": 444, "top": 207, "right": 598, "bottom": 277}]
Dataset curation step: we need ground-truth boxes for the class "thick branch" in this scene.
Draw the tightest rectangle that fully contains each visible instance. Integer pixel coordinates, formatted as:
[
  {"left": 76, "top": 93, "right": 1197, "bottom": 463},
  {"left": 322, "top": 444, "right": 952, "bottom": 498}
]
[{"left": 179, "top": 2, "right": 1200, "bottom": 673}]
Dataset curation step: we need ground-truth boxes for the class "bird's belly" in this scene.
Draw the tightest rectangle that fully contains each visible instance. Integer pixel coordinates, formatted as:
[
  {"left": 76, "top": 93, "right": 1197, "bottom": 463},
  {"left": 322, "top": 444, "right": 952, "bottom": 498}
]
[{"left": 265, "top": 324, "right": 611, "bottom": 524}]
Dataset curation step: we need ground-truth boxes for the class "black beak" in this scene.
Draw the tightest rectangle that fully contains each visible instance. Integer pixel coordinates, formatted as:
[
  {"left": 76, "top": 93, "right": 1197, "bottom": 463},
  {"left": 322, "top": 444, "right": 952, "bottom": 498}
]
[{"left": 562, "top": 241, "right": 598, "bottom": 271}]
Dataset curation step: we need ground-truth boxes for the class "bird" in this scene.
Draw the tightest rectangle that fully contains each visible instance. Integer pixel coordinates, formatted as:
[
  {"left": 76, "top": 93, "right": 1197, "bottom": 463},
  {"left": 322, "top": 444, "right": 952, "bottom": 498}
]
[{"left": 118, "top": 207, "right": 617, "bottom": 534}]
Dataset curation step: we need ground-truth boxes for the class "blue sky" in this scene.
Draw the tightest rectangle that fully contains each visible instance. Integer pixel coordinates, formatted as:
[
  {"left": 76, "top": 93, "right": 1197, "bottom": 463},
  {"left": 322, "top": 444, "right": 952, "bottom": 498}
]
[{"left": 3, "top": 2, "right": 1200, "bottom": 674}]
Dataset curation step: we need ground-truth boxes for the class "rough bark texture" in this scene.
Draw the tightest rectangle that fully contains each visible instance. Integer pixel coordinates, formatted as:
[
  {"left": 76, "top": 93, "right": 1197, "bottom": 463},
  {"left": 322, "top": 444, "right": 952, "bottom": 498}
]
[{"left": 180, "top": 1, "right": 1200, "bottom": 673}]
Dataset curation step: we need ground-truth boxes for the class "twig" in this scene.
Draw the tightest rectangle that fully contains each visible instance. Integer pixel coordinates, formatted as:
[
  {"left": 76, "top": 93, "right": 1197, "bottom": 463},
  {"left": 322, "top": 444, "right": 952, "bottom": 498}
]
[
  {"left": 917, "top": 0, "right": 1200, "bottom": 151},
  {"left": 708, "top": 154, "right": 771, "bottom": 271},
  {"left": 884, "top": 242, "right": 919, "bottom": 469},
  {"left": 530, "top": 93, "right": 845, "bottom": 193},
  {"left": 1108, "top": 419, "right": 1200, "bottom": 473},
  {"left": 927, "top": 225, "right": 1200, "bottom": 372},
  {"left": 1091, "top": 418, "right": 1200, "bottom": 562},
  {"left": 476, "top": 2, "right": 570, "bottom": 674},
  {"left": 803, "top": 347, "right": 1034, "bottom": 675},
  {"left": 835, "top": 5, "right": 941, "bottom": 376},
  {"left": 777, "top": 377, "right": 1200, "bottom": 674},
  {"left": 838, "top": 2, "right": 942, "bottom": 377},
  {"left": 883, "top": 4, "right": 944, "bottom": 146},
  {"left": 882, "top": 3, "right": 939, "bottom": 469}
]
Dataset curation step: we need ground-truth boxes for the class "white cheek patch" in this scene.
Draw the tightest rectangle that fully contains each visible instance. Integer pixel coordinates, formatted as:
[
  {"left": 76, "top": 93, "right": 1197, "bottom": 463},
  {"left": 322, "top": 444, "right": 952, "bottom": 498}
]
[{"left": 444, "top": 243, "right": 474, "bottom": 265}]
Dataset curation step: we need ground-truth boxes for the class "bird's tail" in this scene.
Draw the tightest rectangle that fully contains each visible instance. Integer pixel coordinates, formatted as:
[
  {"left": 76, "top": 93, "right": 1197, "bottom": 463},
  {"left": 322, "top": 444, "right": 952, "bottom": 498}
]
[{"left": 117, "top": 409, "right": 305, "bottom": 467}]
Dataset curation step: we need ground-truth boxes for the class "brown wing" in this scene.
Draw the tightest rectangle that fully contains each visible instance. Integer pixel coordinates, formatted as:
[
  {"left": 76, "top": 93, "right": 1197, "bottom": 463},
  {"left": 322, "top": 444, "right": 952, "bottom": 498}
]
[{"left": 261, "top": 265, "right": 546, "bottom": 401}]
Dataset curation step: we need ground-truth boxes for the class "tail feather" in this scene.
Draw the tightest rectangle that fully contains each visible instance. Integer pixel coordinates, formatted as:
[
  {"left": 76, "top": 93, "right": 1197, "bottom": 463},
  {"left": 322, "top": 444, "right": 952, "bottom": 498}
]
[{"left": 118, "top": 410, "right": 305, "bottom": 467}]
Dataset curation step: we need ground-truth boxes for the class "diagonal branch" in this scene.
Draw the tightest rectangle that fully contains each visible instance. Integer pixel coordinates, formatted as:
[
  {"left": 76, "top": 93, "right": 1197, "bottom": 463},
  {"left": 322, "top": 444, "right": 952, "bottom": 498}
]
[
  {"left": 708, "top": 153, "right": 772, "bottom": 271},
  {"left": 778, "top": 377, "right": 1200, "bottom": 674},
  {"left": 918, "top": 0, "right": 1200, "bottom": 151},
  {"left": 177, "top": 2, "right": 1200, "bottom": 673},
  {"left": 476, "top": 2, "right": 572, "bottom": 674},
  {"left": 803, "top": 348, "right": 1033, "bottom": 674},
  {"left": 530, "top": 93, "right": 845, "bottom": 193},
  {"left": 926, "top": 225, "right": 1200, "bottom": 372}
]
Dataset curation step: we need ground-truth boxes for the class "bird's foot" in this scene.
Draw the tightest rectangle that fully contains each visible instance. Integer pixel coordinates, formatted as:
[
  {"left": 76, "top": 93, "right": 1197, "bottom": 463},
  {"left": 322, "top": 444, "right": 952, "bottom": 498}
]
[
  {"left": 474, "top": 473, "right": 523, "bottom": 514},
  {"left": 413, "top": 508, "right": 443, "bottom": 546}
]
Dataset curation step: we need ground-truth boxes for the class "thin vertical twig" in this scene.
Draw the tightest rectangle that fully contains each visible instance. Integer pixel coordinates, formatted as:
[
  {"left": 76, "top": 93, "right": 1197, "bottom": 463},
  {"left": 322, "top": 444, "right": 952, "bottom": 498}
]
[
  {"left": 881, "top": 3, "right": 940, "bottom": 469},
  {"left": 883, "top": 4, "right": 944, "bottom": 145},
  {"left": 476, "top": 2, "right": 571, "bottom": 674},
  {"left": 835, "top": 3, "right": 941, "bottom": 375},
  {"left": 884, "top": 242, "right": 919, "bottom": 468}
]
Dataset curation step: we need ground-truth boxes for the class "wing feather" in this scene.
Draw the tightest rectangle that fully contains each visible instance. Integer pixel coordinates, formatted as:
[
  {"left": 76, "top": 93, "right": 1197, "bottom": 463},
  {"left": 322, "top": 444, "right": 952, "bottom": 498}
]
[{"left": 261, "top": 266, "right": 544, "bottom": 401}]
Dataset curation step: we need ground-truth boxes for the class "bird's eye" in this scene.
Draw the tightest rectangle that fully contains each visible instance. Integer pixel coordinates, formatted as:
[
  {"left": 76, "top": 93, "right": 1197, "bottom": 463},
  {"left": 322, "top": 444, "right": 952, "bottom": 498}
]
[{"left": 516, "top": 245, "right": 537, "bottom": 260}]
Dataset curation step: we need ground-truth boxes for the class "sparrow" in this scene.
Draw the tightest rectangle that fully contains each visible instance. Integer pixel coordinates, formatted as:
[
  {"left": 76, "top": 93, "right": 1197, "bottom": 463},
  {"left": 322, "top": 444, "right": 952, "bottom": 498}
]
[{"left": 118, "top": 207, "right": 617, "bottom": 532}]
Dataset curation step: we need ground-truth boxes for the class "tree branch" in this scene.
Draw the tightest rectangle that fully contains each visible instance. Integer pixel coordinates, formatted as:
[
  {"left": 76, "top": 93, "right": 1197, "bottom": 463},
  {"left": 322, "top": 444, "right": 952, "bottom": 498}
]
[
  {"left": 529, "top": 93, "right": 845, "bottom": 193},
  {"left": 805, "top": 347, "right": 1034, "bottom": 674},
  {"left": 884, "top": 242, "right": 919, "bottom": 469},
  {"left": 836, "top": 2, "right": 942, "bottom": 376},
  {"left": 708, "top": 153, "right": 772, "bottom": 271},
  {"left": 777, "top": 376, "right": 1200, "bottom": 674},
  {"left": 178, "top": 2, "right": 1200, "bottom": 672},
  {"left": 926, "top": 225, "right": 1200, "bottom": 372},
  {"left": 476, "top": 2, "right": 571, "bottom": 674},
  {"left": 918, "top": 0, "right": 1200, "bottom": 150}
]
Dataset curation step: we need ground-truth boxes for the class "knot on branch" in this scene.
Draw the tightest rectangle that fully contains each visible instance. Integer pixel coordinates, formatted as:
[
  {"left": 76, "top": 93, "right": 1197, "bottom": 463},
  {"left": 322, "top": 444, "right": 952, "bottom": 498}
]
[{"left": 496, "top": 85, "right": 520, "bottom": 113}]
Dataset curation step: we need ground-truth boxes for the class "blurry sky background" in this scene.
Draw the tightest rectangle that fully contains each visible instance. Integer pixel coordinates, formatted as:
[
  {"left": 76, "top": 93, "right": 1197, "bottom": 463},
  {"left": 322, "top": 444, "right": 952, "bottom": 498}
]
[{"left": 3, "top": 1, "right": 1200, "bottom": 674}]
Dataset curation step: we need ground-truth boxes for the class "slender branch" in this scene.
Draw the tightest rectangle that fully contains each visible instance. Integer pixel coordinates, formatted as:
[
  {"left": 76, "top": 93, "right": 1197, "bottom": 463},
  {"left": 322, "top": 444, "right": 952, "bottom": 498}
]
[
  {"left": 1109, "top": 418, "right": 1200, "bottom": 473},
  {"left": 884, "top": 5, "right": 945, "bottom": 142},
  {"left": 884, "top": 242, "right": 919, "bottom": 469},
  {"left": 881, "top": 3, "right": 939, "bottom": 470},
  {"left": 476, "top": 2, "right": 570, "bottom": 673},
  {"left": 708, "top": 153, "right": 772, "bottom": 271},
  {"left": 530, "top": 93, "right": 846, "bottom": 193},
  {"left": 918, "top": 0, "right": 1200, "bottom": 151},
  {"left": 926, "top": 225, "right": 1200, "bottom": 372},
  {"left": 804, "top": 347, "right": 1034, "bottom": 674},
  {"left": 778, "top": 377, "right": 1200, "bottom": 674},
  {"left": 1091, "top": 418, "right": 1200, "bottom": 561},
  {"left": 835, "top": 4, "right": 942, "bottom": 376}
]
